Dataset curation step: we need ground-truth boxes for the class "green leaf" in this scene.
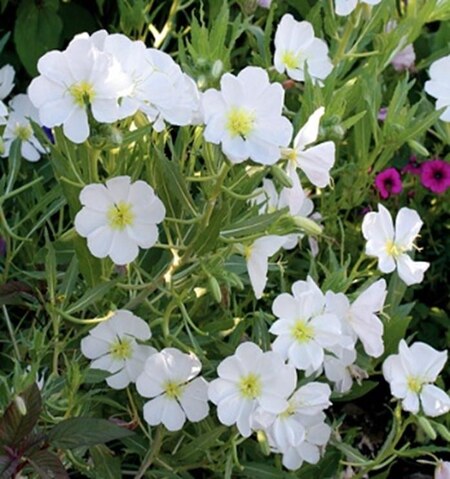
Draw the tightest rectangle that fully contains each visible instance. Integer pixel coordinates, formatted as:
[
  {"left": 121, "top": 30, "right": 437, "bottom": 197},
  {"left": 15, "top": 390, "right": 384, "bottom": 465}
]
[
  {"left": 89, "top": 445, "right": 121, "bottom": 479},
  {"left": 0, "top": 383, "right": 42, "bottom": 446},
  {"left": 331, "top": 380, "right": 379, "bottom": 402},
  {"left": 27, "top": 450, "right": 69, "bottom": 479},
  {"left": 48, "top": 418, "right": 134, "bottom": 449},
  {"left": 177, "top": 426, "right": 227, "bottom": 462},
  {"left": 65, "top": 280, "right": 119, "bottom": 315},
  {"left": 14, "top": 0, "right": 63, "bottom": 76},
  {"left": 240, "top": 462, "right": 291, "bottom": 479}
]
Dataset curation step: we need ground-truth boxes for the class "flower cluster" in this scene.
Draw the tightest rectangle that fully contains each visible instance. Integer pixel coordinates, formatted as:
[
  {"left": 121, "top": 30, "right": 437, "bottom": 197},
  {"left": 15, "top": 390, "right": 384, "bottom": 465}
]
[{"left": 28, "top": 31, "right": 201, "bottom": 143}]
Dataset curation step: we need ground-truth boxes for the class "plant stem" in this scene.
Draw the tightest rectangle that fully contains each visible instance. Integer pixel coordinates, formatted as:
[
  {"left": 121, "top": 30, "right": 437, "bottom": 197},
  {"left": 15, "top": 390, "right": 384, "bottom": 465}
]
[{"left": 134, "top": 427, "right": 164, "bottom": 479}]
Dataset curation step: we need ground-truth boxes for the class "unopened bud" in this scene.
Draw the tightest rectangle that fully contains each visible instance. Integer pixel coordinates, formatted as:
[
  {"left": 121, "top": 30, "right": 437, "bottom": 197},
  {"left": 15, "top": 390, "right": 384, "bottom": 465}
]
[
  {"left": 435, "top": 461, "right": 450, "bottom": 479},
  {"left": 417, "top": 416, "right": 437, "bottom": 440},
  {"left": 14, "top": 395, "right": 27, "bottom": 416},
  {"left": 208, "top": 275, "right": 222, "bottom": 303},
  {"left": 271, "top": 165, "right": 293, "bottom": 188},
  {"left": 211, "top": 60, "right": 223, "bottom": 79},
  {"left": 407, "top": 140, "right": 429, "bottom": 157}
]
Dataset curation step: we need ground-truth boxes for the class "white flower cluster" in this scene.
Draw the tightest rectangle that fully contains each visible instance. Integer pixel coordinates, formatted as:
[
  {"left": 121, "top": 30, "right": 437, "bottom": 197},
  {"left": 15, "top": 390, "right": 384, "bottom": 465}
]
[
  {"left": 0, "top": 65, "right": 46, "bottom": 162},
  {"left": 28, "top": 30, "right": 201, "bottom": 143}
]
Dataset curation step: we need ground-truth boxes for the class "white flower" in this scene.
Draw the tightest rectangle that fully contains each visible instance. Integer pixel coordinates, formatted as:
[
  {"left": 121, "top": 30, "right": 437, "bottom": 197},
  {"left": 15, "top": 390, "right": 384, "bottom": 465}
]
[
  {"left": 253, "top": 382, "right": 331, "bottom": 452},
  {"left": 325, "top": 279, "right": 387, "bottom": 358},
  {"left": 274, "top": 15, "right": 333, "bottom": 83},
  {"left": 81, "top": 310, "right": 155, "bottom": 389},
  {"left": 202, "top": 66, "right": 293, "bottom": 165},
  {"left": 1, "top": 94, "right": 46, "bottom": 162},
  {"left": 252, "top": 176, "right": 314, "bottom": 250},
  {"left": 435, "top": 461, "right": 450, "bottom": 479},
  {"left": 424, "top": 55, "right": 450, "bottom": 122},
  {"left": 270, "top": 276, "right": 344, "bottom": 374},
  {"left": 208, "top": 342, "right": 297, "bottom": 438},
  {"left": 0, "top": 64, "right": 15, "bottom": 100},
  {"left": 362, "top": 204, "right": 429, "bottom": 285},
  {"left": 0, "top": 101, "right": 7, "bottom": 125},
  {"left": 281, "top": 412, "right": 331, "bottom": 471},
  {"left": 243, "top": 235, "right": 287, "bottom": 299},
  {"left": 28, "top": 32, "right": 132, "bottom": 143},
  {"left": 136, "top": 348, "right": 209, "bottom": 432},
  {"left": 74, "top": 176, "right": 166, "bottom": 265},
  {"left": 282, "top": 107, "right": 335, "bottom": 188},
  {"left": 383, "top": 340, "right": 450, "bottom": 417},
  {"left": 335, "top": 0, "right": 382, "bottom": 17},
  {"left": 324, "top": 347, "right": 360, "bottom": 393}
]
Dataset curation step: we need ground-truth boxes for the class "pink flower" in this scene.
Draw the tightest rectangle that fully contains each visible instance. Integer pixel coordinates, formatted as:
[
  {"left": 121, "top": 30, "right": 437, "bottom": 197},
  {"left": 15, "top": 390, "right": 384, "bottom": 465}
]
[
  {"left": 420, "top": 159, "right": 450, "bottom": 194},
  {"left": 374, "top": 168, "right": 402, "bottom": 199},
  {"left": 435, "top": 461, "right": 450, "bottom": 479},
  {"left": 401, "top": 155, "right": 422, "bottom": 176},
  {"left": 391, "top": 44, "right": 416, "bottom": 72},
  {"left": 377, "top": 107, "right": 388, "bottom": 121},
  {"left": 257, "top": 0, "right": 272, "bottom": 7}
]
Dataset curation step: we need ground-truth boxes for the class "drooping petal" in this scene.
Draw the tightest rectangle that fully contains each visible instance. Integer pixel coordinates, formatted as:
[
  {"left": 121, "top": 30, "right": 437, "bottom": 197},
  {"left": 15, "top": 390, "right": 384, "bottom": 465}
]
[
  {"left": 420, "top": 385, "right": 450, "bottom": 417},
  {"left": 293, "top": 107, "right": 324, "bottom": 150},
  {"left": 396, "top": 254, "right": 429, "bottom": 286}
]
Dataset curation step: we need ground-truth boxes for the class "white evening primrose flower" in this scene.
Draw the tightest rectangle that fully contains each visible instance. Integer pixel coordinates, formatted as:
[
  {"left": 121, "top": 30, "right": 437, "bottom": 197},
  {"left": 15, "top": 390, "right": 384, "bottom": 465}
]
[
  {"left": 253, "top": 382, "right": 331, "bottom": 453},
  {"left": 282, "top": 107, "right": 335, "bottom": 188},
  {"left": 242, "top": 235, "right": 287, "bottom": 299},
  {"left": 2, "top": 94, "right": 46, "bottom": 162},
  {"left": 274, "top": 14, "right": 333, "bottom": 83},
  {"left": 362, "top": 204, "right": 429, "bottom": 286},
  {"left": 28, "top": 33, "right": 132, "bottom": 143},
  {"left": 335, "top": 0, "right": 382, "bottom": 16},
  {"left": 383, "top": 340, "right": 450, "bottom": 417},
  {"left": 424, "top": 55, "right": 450, "bottom": 122},
  {"left": 324, "top": 347, "right": 358, "bottom": 393},
  {"left": 325, "top": 279, "right": 387, "bottom": 358},
  {"left": 208, "top": 342, "right": 297, "bottom": 438},
  {"left": 202, "top": 66, "right": 293, "bottom": 165},
  {"left": 74, "top": 176, "right": 166, "bottom": 265},
  {"left": 252, "top": 176, "right": 314, "bottom": 250},
  {"left": 81, "top": 310, "right": 155, "bottom": 389},
  {"left": 281, "top": 412, "right": 331, "bottom": 471},
  {"left": 270, "top": 276, "right": 343, "bottom": 374},
  {"left": 136, "top": 348, "right": 209, "bottom": 432}
]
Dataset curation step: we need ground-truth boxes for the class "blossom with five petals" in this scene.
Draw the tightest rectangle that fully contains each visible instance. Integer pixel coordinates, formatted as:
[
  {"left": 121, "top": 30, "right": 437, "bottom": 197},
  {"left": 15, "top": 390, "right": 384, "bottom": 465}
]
[{"left": 424, "top": 55, "right": 450, "bottom": 122}]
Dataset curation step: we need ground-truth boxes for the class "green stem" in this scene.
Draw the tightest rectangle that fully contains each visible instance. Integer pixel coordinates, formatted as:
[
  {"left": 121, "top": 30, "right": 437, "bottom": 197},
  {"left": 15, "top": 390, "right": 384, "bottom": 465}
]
[
  {"left": 135, "top": 426, "right": 164, "bottom": 479},
  {"left": 2, "top": 305, "right": 21, "bottom": 361}
]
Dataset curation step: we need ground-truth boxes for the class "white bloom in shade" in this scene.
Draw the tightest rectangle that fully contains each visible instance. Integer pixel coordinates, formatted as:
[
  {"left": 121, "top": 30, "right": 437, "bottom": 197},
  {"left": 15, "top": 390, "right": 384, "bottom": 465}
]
[
  {"left": 28, "top": 33, "right": 132, "bottom": 143},
  {"left": 202, "top": 66, "right": 293, "bottom": 165},
  {"left": 385, "top": 21, "right": 416, "bottom": 72},
  {"left": 81, "top": 310, "right": 155, "bottom": 389},
  {"left": 324, "top": 347, "right": 357, "bottom": 393},
  {"left": 362, "top": 204, "right": 429, "bottom": 286},
  {"left": 136, "top": 348, "right": 209, "bottom": 432},
  {"left": 74, "top": 176, "right": 165, "bottom": 265},
  {"left": 283, "top": 107, "right": 335, "bottom": 188},
  {"left": 0, "top": 101, "right": 7, "bottom": 125},
  {"left": 208, "top": 342, "right": 297, "bottom": 438},
  {"left": 425, "top": 55, "right": 450, "bottom": 122},
  {"left": 253, "top": 382, "right": 331, "bottom": 453},
  {"left": 435, "top": 461, "right": 450, "bottom": 479},
  {"left": 335, "top": 0, "right": 382, "bottom": 16},
  {"left": 2, "top": 94, "right": 46, "bottom": 162},
  {"left": 270, "top": 276, "right": 344, "bottom": 374},
  {"left": 383, "top": 340, "right": 450, "bottom": 417},
  {"left": 325, "top": 279, "right": 387, "bottom": 358},
  {"left": 0, "top": 64, "right": 15, "bottom": 100},
  {"left": 281, "top": 412, "right": 331, "bottom": 471},
  {"left": 274, "top": 15, "right": 333, "bottom": 84},
  {"left": 252, "top": 176, "right": 314, "bottom": 250},
  {"left": 243, "top": 235, "right": 287, "bottom": 299}
]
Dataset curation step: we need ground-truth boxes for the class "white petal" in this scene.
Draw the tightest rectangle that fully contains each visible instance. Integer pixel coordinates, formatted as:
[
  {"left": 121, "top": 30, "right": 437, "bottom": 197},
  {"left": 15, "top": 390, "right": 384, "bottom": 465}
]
[
  {"left": 294, "top": 107, "right": 324, "bottom": 149},
  {"left": 272, "top": 293, "right": 299, "bottom": 320},
  {"left": 86, "top": 226, "right": 114, "bottom": 259},
  {"left": 296, "top": 142, "right": 335, "bottom": 188},
  {"left": 402, "top": 391, "right": 420, "bottom": 413},
  {"left": 108, "top": 230, "right": 139, "bottom": 265},
  {"left": 420, "top": 385, "right": 450, "bottom": 417},
  {"left": 63, "top": 107, "right": 89, "bottom": 144},
  {"left": 394, "top": 207, "right": 423, "bottom": 251},
  {"left": 396, "top": 254, "right": 429, "bottom": 286},
  {"left": 106, "top": 368, "right": 132, "bottom": 389}
]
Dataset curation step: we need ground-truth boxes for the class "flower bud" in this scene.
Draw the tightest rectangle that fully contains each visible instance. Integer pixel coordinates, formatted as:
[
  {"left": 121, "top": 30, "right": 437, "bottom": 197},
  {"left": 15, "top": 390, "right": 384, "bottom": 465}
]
[
  {"left": 417, "top": 416, "right": 437, "bottom": 440},
  {"left": 208, "top": 275, "right": 222, "bottom": 303},
  {"left": 14, "top": 395, "right": 27, "bottom": 416},
  {"left": 211, "top": 60, "right": 223, "bottom": 79},
  {"left": 435, "top": 461, "right": 450, "bottom": 479}
]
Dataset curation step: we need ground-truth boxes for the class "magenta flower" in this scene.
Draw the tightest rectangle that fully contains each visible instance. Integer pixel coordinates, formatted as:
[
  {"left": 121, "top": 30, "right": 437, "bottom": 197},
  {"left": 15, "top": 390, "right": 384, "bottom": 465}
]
[
  {"left": 374, "top": 168, "right": 403, "bottom": 199},
  {"left": 401, "top": 155, "right": 422, "bottom": 176},
  {"left": 420, "top": 159, "right": 450, "bottom": 194},
  {"left": 377, "top": 107, "right": 388, "bottom": 121}
]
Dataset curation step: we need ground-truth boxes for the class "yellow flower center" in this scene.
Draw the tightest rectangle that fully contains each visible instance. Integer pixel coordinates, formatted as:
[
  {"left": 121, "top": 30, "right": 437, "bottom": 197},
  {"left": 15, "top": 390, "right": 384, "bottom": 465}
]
[
  {"left": 14, "top": 124, "right": 32, "bottom": 141},
  {"left": 226, "top": 107, "right": 255, "bottom": 138},
  {"left": 109, "top": 337, "right": 133, "bottom": 360},
  {"left": 279, "top": 401, "right": 296, "bottom": 419},
  {"left": 69, "top": 81, "right": 96, "bottom": 107},
  {"left": 291, "top": 320, "right": 314, "bottom": 343},
  {"left": 243, "top": 244, "right": 253, "bottom": 259},
  {"left": 164, "top": 381, "right": 182, "bottom": 400},
  {"left": 281, "top": 50, "right": 299, "bottom": 70},
  {"left": 107, "top": 202, "right": 135, "bottom": 230},
  {"left": 407, "top": 376, "right": 423, "bottom": 394},
  {"left": 239, "top": 373, "right": 262, "bottom": 399},
  {"left": 385, "top": 240, "right": 404, "bottom": 258}
]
